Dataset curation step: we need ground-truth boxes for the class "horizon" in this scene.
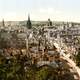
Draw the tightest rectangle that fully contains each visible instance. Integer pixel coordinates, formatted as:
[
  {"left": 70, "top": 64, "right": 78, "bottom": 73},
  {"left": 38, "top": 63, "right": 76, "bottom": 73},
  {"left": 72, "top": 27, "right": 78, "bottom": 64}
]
[
  {"left": 1, "top": 19, "right": 80, "bottom": 24},
  {"left": 0, "top": 0, "right": 80, "bottom": 22}
]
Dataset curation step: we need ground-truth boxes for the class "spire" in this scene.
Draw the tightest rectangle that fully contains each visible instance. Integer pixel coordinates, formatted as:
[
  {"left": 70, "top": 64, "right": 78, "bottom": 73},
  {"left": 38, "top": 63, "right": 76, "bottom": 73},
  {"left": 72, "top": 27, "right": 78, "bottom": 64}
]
[
  {"left": 27, "top": 14, "right": 32, "bottom": 29},
  {"left": 2, "top": 19, "right": 5, "bottom": 27}
]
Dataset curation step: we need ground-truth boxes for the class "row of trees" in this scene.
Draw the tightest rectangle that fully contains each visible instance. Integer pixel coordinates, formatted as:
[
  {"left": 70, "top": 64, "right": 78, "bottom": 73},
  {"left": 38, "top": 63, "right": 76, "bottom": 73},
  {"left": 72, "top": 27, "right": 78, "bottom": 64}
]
[{"left": 0, "top": 33, "right": 26, "bottom": 49}]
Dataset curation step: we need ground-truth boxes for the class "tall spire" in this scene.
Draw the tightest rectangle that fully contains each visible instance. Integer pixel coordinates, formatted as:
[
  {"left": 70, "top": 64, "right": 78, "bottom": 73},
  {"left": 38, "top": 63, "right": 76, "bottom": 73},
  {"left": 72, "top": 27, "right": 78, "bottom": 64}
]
[
  {"left": 27, "top": 14, "right": 32, "bottom": 29},
  {"left": 2, "top": 19, "right": 5, "bottom": 27}
]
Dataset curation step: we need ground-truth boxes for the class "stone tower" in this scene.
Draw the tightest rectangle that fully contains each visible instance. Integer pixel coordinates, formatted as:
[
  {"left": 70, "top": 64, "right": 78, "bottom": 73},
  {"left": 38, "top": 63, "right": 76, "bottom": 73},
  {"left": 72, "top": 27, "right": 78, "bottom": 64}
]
[{"left": 48, "top": 18, "right": 52, "bottom": 26}]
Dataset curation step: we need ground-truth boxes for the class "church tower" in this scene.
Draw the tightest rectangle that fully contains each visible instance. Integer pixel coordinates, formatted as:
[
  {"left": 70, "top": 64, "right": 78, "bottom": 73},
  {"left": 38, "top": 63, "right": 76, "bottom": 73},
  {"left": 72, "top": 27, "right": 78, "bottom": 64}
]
[
  {"left": 2, "top": 19, "right": 5, "bottom": 27},
  {"left": 27, "top": 14, "right": 32, "bottom": 29},
  {"left": 48, "top": 18, "right": 52, "bottom": 26}
]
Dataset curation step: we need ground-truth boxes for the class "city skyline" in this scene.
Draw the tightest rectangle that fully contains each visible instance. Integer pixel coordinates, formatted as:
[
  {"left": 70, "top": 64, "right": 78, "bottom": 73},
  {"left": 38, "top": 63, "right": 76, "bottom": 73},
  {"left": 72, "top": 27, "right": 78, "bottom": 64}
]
[{"left": 0, "top": 0, "right": 80, "bottom": 22}]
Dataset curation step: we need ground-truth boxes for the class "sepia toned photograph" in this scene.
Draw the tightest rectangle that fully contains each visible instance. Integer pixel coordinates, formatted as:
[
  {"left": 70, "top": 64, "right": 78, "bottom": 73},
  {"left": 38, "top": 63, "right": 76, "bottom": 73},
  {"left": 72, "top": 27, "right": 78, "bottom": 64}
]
[{"left": 0, "top": 0, "right": 80, "bottom": 80}]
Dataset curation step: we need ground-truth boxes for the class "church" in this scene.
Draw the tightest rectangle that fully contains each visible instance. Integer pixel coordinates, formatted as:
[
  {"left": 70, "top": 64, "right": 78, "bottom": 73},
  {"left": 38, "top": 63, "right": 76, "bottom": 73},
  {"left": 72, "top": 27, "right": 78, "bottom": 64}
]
[{"left": 27, "top": 14, "right": 32, "bottom": 29}]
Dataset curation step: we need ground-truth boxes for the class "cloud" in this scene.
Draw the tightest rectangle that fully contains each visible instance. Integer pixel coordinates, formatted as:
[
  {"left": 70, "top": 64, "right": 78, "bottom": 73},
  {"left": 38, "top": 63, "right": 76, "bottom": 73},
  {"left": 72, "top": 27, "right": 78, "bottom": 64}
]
[{"left": 39, "top": 8, "right": 62, "bottom": 14}]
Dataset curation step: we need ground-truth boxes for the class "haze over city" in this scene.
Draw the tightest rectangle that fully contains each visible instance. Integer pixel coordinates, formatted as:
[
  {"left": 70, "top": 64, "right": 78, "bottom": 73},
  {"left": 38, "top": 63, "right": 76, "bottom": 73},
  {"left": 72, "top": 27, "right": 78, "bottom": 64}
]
[{"left": 0, "top": 0, "right": 80, "bottom": 22}]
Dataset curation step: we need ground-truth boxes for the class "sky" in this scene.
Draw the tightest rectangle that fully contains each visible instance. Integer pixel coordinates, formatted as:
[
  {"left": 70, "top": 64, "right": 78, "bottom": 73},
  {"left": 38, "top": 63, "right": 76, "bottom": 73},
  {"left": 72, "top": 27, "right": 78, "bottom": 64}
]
[{"left": 0, "top": 0, "right": 80, "bottom": 22}]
